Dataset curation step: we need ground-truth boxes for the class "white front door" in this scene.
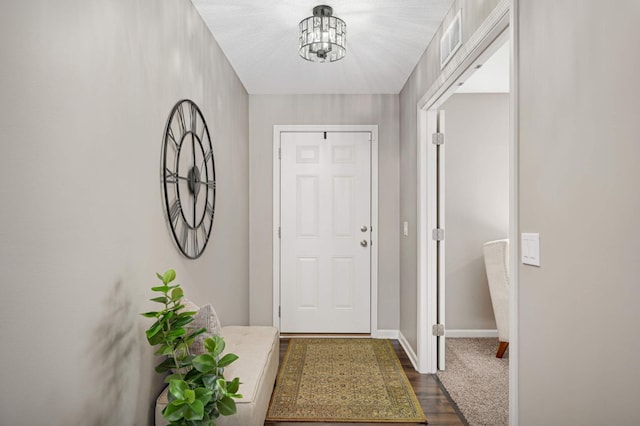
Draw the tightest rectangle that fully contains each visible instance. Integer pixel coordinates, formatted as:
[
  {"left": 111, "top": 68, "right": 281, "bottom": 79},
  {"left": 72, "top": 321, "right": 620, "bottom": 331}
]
[{"left": 280, "top": 131, "right": 371, "bottom": 333}]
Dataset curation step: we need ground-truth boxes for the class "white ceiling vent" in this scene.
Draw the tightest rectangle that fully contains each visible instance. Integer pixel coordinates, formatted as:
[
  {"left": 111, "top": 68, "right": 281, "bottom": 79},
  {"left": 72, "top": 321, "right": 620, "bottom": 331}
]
[{"left": 440, "top": 9, "right": 462, "bottom": 69}]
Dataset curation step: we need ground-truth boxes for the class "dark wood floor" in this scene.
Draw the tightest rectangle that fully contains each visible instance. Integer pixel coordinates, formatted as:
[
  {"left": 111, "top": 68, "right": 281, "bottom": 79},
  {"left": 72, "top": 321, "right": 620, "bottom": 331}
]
[{"left": 265, "top": 338, "right": 467, "bottom": 426}]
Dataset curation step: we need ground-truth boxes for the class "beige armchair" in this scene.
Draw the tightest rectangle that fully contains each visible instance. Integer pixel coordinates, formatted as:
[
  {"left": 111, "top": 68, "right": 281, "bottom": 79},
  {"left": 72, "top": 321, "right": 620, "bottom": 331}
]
[{"left": 483, "top": 239, "right": 510, "bottom": 358}]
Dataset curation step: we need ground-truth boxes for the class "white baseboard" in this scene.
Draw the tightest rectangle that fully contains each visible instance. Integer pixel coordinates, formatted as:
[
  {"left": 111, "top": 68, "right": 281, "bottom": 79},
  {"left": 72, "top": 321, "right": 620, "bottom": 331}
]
[
  {"left": 398, "top": 331, "right": 419, "bottom": 371},
  {"left": 446, "top": 329, "right": 498, "bottom": 338},
  {"left": 372, "top": 329, "right": 399, "bottom": 339}
]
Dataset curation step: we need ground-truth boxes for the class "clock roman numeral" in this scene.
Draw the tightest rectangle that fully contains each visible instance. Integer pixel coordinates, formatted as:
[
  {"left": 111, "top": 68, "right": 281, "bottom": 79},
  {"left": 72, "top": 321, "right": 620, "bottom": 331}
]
[
  {"left": 192, "top": 228, "right": 199, "bottom": 257},
  {"left": 206, "top": 201, "right": 215, "bottom": 219},
  {"left": 169, "top": 199, "right": 181, "bottom": 226},
  {"left": 199, "top": 221, "right": 208, "bottom": 242},
  {"left": 167, "top": 128, "right": 179, "bottom": 151},
  {"left": 181, "top": 225, "right": 188, "bottom": 253},
  {"left": 190, "top": 103, "right": 198, "bottom": 134},
  {"left": 177, "top": 103, "right": 187, "bottom": 135},
  {"left": 199, "top": 122, "right": 206, "bottom": 144},
  {"left": 165, "top": 168, "right": 179, "bottom": 184}
]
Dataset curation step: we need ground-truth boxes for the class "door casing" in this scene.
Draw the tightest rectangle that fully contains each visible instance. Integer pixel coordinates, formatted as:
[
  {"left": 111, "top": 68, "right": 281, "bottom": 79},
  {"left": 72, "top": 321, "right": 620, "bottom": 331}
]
[{"left": 272, "top": 125, "right": 380, "bottom": 336}]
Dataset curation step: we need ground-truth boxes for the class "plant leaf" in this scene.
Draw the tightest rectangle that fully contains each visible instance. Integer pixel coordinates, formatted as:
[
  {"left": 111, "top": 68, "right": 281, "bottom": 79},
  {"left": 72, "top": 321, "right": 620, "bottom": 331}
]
[
  {"left": 187, "top": 328, "right": 207, "bottom": 340},
  {"left": 163, "top": 269, "right": 177, "bottom": 285},
  {"left": 217, "top": 396, "right": 236, "bottom": 416},
  {"left": 201, "top": 374, "right": 218, "bottom": 390},
  {"left": 226, "top": 377, "right": 241, "bottom": 394},
  {"left": 145, "top": 321, "right": 163, "bottom": 339},
  {"left": 155, "top": 357, "right": 179, "bottom": 373},
  {"left": 151, "top": 285, "right": 170, "bottom": 293},
  {"left": 194, "top": 388, "right": 213, "bottom": 406},
  {"left": 217, "top": 353, "right": 239, "bottom": 368},
  {"left": 164, "top": 373, "right": 185, "bottom": 383},
  {"left": 184, "top": 399, "right": 204, "bottom": 420},
  {"left": 150, "top": 296, "right": 168, "bottom": 304},
  {"left": 168, "top": 379, "right": 188, "bottom": 400},
  {"left": 192, "top": 354, "right": 215, "bottom": 373},
  {"left": 141, "top": 311, "right": 159, "bottom": 318},
  {"left": 173, "top": 316, "right": 194, "bottom": 328},
  {"left": 147, "top": 331, "right": 165, "bottom": 346},
  {"left": 171, "top": 287, "right": 184, "bottom": 301},
  {"left": 204, "top": 336, "right": 225, "bottom": 357},
  {"left": 166, "top": 329, "right": 186, "bottom": 343},
  {"left": 184, "top": 389, "right": 196, "bottom": 404},
  {"left": 154, "top": 344, "right": 175, "bottom": 356},
  {"left": 163, "top": 401, "right": 185, "bottom": 422}
]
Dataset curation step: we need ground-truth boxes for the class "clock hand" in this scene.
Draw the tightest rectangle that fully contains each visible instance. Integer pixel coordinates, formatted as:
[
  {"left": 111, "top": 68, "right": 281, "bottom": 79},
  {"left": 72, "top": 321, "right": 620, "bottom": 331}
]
[{"left": 191, "top": 132, "right": 197, "bottom": 227}]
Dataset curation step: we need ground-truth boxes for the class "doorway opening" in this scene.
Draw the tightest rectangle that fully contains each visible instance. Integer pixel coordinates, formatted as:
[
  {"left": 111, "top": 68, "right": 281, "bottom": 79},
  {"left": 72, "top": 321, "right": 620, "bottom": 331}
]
[
  {"left": 435, "top": 39, "right": 511, "bottom": 425},
  {"left": 415, "top": 3, "right": 517, "bottom": 425}
]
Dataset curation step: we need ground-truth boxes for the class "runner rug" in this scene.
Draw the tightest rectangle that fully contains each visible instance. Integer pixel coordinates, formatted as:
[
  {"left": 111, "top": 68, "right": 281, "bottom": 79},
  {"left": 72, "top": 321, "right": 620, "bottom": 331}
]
[{"left": 266, "top": 338, "right": 427, "bottom": 423}]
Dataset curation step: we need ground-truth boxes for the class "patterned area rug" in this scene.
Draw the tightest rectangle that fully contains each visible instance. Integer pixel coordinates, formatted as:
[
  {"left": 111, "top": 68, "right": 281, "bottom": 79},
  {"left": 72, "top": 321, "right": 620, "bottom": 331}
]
[{"left": 266, "top": 338, "right": 426, "bottom": 423}]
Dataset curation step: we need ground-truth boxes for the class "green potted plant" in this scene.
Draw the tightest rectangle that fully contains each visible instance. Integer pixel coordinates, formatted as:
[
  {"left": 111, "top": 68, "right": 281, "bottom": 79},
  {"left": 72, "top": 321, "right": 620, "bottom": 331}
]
[{"left": 142, "top": 269, "right": 241, "bottom": 425}]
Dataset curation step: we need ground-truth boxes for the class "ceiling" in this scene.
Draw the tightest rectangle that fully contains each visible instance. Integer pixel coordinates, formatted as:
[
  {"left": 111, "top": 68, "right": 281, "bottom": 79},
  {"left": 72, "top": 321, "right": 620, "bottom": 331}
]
[{"left": 191, "top": 0, "right": 455, "bottom": 95}]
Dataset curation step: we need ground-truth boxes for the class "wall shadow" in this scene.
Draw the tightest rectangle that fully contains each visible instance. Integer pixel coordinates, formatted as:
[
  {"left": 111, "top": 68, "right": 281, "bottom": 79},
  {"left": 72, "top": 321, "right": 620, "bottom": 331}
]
[{"left": 68, "top": 279, "right": 141, "bottom": 425}]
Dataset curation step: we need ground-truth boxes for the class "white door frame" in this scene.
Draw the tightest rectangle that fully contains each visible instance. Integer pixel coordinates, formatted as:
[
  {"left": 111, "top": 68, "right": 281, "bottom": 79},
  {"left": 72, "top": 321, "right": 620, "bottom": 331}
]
[
  {"left": 415, "top": 0, "right": 518, "bottom": 424},
  {"left": 272, "top": 124, "right": 380, "bottom": 336}
]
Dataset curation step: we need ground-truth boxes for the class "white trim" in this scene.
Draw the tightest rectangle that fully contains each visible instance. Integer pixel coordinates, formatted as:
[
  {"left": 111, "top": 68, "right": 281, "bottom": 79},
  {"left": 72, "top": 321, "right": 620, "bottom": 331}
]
[
  {"left": 509, "top": 1, "right": 519, "bottom": 424},
  {"left": 416, "top": 108, "right": 438, "bottom": 374},
  {"left": 417, "top": 0, "right": 511, "bottom": 375},
  {"left": 272, "top": 126, "right": 281, "bottom": 330},
  {"left": 398, "top": 332, "right": 419, "bottom": 371},
  {"left": 446, "top": 329, "right": 499, "bottom": 338},
  {"left": 418, "top": 0, "right": 510, "bottom": 110},
  {"left": 372, "top": 329, "right": 399, "bottom": 339},
  {"left": 272, "top": 124, "right": 380, "bottom": 336}
]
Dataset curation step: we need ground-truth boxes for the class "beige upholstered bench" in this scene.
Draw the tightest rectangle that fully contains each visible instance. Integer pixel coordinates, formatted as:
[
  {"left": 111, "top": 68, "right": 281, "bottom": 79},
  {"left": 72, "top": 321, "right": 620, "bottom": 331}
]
[{"left": 155, "top": 325, "right": 280, "bottom": 426}]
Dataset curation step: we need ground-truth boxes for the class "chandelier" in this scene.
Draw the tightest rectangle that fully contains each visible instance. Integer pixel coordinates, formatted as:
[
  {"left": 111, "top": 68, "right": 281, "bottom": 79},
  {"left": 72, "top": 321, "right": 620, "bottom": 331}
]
[{"left": 298, "top": 5, "right": 346, "bottom": 63}]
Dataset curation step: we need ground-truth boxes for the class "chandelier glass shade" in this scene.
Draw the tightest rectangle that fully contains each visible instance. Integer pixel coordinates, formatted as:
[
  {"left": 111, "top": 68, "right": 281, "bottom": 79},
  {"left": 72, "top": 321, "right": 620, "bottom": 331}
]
[{"left": 299, "top": 5, "right": 346, "bottom": 63}]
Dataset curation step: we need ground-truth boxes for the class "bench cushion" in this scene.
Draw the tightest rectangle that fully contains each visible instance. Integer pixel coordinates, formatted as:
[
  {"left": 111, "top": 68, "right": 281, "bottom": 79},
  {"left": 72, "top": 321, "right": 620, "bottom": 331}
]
[{"left": 155, "top": 326, "right": 279, "bottom": 426}]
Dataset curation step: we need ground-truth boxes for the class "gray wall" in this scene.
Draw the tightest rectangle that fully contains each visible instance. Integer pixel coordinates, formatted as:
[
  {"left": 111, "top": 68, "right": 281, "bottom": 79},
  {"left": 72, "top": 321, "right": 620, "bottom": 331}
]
[
  {"left": 399, "top": 0, "right": 502, "bottom": 350},
  {"left": 442, "top": 93, "right": 509, "bottom": 331},
  {"left": 0, "top": 0, "right": 249, "bottom": 424},
  {"left": 518, "top": 1, "right": 640, "bottom": 424},
  {"left": 249, "top": 95, "right": 400, "bottom": 330}
]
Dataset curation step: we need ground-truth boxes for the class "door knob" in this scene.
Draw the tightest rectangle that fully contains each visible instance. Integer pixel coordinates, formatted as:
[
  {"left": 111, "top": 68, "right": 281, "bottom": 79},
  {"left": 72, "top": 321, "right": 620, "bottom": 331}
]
[
  {"left": 360, "top": 240, "right": 368, "bottom": 247},
  {"left": 361, "top": 225, "right": 368, "bottom": 232}
]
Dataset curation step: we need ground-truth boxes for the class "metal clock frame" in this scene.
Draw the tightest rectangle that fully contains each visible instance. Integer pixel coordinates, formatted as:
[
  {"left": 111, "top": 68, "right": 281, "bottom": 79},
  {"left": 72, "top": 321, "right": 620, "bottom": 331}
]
[{"left": 161, "top": 99, "right": 216, "bottom": 259}]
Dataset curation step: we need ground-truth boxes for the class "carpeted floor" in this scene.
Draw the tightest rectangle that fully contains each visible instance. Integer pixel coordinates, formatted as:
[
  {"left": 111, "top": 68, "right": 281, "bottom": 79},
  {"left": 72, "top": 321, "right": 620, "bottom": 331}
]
[
  {"left": 266, "top": 338, "right": 426, "bottom": 423},
  {"left": 436, "top": 338, "right": 508, "bottom": 426}
]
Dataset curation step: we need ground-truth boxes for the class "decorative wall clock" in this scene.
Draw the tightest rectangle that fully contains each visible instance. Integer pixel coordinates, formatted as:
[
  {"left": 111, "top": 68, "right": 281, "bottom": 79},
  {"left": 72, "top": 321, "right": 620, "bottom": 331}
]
[{"left": 161, "top": 99, "right": 216, "bottom": 259}]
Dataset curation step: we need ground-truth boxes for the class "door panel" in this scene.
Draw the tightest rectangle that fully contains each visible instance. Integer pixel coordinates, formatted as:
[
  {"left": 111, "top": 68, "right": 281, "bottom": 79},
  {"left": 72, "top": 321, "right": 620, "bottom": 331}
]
[{"left": 280, "top": 131, "right": 371, "bottom": 333}]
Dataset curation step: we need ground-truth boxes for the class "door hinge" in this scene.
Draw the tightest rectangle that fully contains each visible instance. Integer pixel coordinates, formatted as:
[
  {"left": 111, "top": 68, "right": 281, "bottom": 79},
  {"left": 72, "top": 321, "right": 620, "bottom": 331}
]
[
  {"left": 432, "top": 228, "right": 445, "bottom": 241},
  {"left": 432, "top": 132, "right": 444, "bottom": 145},
  {"left": 278, "top": 148, "right": 281, "bottom": 159},
  {"left": 432, "top": 324, "right": 445, "bottom": 337},
  {"left": 278, "top": 226, "right": 281, "bottom": 238},
  {"left": 278, "top": 306, "right": 281, "bottom": 318}
]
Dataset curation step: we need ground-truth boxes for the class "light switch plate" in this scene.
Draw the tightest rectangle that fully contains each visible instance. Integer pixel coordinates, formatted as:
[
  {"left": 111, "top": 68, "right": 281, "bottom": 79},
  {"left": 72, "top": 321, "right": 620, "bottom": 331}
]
[
  {"left": 403, "top": 221, "right": 409, "bottom": 236},
  {"left": 521, "top": 233, "right": 540, "bottom": 266}
]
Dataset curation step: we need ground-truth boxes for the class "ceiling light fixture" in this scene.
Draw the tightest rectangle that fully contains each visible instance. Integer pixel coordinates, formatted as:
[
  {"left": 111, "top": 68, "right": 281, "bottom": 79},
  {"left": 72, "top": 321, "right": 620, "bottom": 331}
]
[{"left": 299, "top": 5, "right": 346, "bottom": 63}]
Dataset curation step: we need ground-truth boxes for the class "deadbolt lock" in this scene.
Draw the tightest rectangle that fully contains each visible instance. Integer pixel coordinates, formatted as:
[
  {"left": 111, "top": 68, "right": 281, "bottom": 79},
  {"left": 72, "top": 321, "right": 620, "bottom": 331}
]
[{"left": 361, "top": 225, "right": 368, "bottom": 232}]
